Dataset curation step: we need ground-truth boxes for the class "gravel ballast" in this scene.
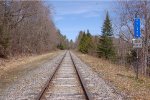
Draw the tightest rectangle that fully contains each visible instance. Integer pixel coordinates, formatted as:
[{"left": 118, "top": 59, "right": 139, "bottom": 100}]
[
  {"left": 0, "top": 52, "right": 66, "bottom": 100},
  {"left": 70, "top": 52, "right": 125, "bottom": 100}
]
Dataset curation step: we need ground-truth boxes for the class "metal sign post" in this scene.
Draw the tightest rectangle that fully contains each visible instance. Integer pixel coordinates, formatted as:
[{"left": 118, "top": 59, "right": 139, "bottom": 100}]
[{"left": 133, "top": 17, "right": 142, "bottom": 79}]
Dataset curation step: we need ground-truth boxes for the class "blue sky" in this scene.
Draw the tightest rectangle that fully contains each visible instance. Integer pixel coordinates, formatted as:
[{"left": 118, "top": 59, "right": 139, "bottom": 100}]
[{"left": 46, "top": 0, "right": 116, "bottom": 41}]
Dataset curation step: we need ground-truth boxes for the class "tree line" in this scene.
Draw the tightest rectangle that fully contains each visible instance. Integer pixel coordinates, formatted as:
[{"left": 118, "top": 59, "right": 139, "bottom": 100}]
[{"left": 0, "top": 0, "right": 67, "bottom": 58}]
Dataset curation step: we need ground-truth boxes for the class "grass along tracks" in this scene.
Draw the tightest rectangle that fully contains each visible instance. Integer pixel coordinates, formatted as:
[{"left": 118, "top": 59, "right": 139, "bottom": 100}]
[
  {"left": 75, "top": 52, "right": 150, "bottom": 100},
  {"left": 0, "top": 50, "right": 63, "bottom": 97}
]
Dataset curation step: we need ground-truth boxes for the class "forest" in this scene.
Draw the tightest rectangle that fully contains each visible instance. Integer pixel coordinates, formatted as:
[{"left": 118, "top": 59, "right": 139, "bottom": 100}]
[{"left": 0, "top": 0, "right": 68, "bottom": 58}]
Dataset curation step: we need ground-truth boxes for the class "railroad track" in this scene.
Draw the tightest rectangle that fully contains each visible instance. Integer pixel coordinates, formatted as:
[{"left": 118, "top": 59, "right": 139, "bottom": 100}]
[
  {"left": 1, "top": 51, "right": 124, "bottom": 100},
  {"left": 36, "top": 51, "right": 92, "bottom": 100}
]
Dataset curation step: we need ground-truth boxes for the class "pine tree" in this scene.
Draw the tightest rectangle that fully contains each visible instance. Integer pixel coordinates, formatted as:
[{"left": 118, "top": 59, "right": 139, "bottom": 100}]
[
  {"left": 76, "top": 31, "right": 83, "bottom": 47},
  {"left": 78, "top": 30, "right": 93, "bottom": 54},
  {"left": 79, "top": 32, "right": 87, "bottom": 53},
  {"left": 86, "top": 30, "right": 93, "bottom": 52},
  {"left": 102, "top": 12, "right": 113, "bottom": 36},
  {"left": 97, "top": 12, "right": 115, "bottom": 59}
]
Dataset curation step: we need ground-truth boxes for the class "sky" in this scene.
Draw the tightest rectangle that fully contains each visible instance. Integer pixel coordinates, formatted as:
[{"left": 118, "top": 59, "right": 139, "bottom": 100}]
[{"left": 46, "top": 0, "right": 117, "bottom": 41}]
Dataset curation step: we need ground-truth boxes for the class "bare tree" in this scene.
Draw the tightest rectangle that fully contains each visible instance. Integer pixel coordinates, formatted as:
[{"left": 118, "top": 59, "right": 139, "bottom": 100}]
[
  {"left": 116, "top": 0, "right": 150, "bottom": 76},
  {"left": 0, "top": 0, "right": 64, "bottom": 58}
]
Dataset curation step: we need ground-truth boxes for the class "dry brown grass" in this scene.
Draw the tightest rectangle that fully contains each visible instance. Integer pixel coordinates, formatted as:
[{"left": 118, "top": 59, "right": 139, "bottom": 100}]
[
  {"left": 76, "top": 52, "right": 150, "bottom": 100},
  {"left": 0, "top": 50, "right": 61, "bottom": 77},
  {"left": 0, "top": 50, "right": 62, "bottom": 94}
]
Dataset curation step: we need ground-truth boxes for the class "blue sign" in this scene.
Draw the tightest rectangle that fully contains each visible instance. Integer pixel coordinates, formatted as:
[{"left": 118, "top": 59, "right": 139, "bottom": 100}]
[{"left": 134, "top": 18, "right": 141, "bottom": 38}]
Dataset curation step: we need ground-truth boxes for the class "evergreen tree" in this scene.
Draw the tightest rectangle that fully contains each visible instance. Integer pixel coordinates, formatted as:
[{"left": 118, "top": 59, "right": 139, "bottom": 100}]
[
  {"left": 79, "top": 32, "right": 87, "bottom": 53},
  {"left": 75, "top": 31, "right": 83, "bottom": 48},
  {"left": 69, "top": 39, "right": 74, "bottom": 49},
  {"left": 86, "top": 30, "right": 93, "bottom": 52},
  {"left": 57, "top": 43, "right": 64, "bottom": 50},
  {"left": 97, "top": 12, "right": 115, "bottom": 59},
  {"left": 102, "top": 12, "right": 113, "bottom": 36},
  {"left": 78, "top": 30, "right": 93, "bottom": 54}
]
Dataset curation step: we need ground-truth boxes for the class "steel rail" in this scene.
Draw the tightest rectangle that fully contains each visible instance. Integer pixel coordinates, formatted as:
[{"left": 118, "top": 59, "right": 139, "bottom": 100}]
[
  {"left": 69, "top": 51, "right": 93, "bottom": 100},
  {"left": 36, "top": 51, "right": 67, "bottom": 100}
]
